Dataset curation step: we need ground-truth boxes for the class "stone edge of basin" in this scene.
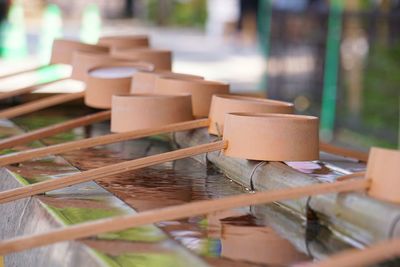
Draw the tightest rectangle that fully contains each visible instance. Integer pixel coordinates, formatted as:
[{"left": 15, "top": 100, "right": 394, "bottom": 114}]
[{"left": 173, "top": 128, "right": 400, "bottom": 247}]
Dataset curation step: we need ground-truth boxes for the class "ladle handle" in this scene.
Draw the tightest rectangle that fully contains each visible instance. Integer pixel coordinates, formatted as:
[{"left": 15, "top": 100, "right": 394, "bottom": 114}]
[
  {"left": 0, "top": 64, "right": 47, "bottom": 80},
  {"left": 302, "top": 238, "right": 400, "bottom": 267},
  {"left": 320, "top": 142, "right": 369, "bottom": 162},
  {"left": 0, "top": 118, "right": 209, "bottom": 166},
  {"left": 0, "top": 110, "right": 111, "bottom": 150},
  {"left": 0, "top": 139, "right": 226, "bottom": 204},
  {"left": 0, "top": 78, "right": 67, "bottom": 101},
  {"left": 0, "top": 178, "right": 369, "bottom": 255},
  {"left": 0, "top": 91, "right": 84, "bottom": 119}
]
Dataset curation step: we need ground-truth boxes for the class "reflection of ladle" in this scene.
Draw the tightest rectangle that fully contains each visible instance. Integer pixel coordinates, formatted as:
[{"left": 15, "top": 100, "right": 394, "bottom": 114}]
[
  {"left": 0, "top": 71, "right": 198, "bottom": 150},
  {"left": 0, "top": 93, "right": 293, "bottom": 167},
  {"left": 0, "top": 143, "right": 397, "bottom": 254},
  {"left": 206, "top": 211, "right": 309, "bottom": 265},
  {"left": 221, "top": 224, "right": 308, "bottom": 265},
  {"left": 0, "top": 39, "right": 109, "bottom": 101}
]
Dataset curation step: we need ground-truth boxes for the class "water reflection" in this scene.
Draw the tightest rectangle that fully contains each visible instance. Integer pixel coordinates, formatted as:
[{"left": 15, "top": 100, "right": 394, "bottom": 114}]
[
  {"left": 5, "top": 109, "right": 312, "bottom": 266},
  {"left": 67, "top": 143, "right": 310, "bottom": 266},
  {"left": 168, "top": 211, "right": 310, "bottom": 266}
]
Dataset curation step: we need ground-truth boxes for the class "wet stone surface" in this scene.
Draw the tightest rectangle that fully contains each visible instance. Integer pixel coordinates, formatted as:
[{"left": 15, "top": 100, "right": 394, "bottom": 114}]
[
  {"left": 58, "top": 124, "right": 312, "bottom": 266},
  {"left": 0, "top": 107, "right": 313, "bottom": 266}
]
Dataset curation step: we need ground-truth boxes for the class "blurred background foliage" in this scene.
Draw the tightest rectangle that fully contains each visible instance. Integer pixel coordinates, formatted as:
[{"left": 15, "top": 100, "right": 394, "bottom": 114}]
[
  {"left": 362, "top": 43, "right": 400, "bottom": 147},
  {"left": 0, "top": 0, "right": 398, "bottom": 150},
  {"left": 146, "top": 0, "right": 207, "bottom": 27}
]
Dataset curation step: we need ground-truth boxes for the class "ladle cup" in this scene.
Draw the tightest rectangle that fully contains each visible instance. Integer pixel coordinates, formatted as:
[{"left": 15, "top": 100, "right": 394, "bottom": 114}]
[
  {"left": 131, "top": 70, "right": 204, "bottom": 94},
  {"left": 0, "top": 93, "right": 294, "bottom": 166},
  {"left": 0, "top": 34, "right": 149, "bottom": 81},
  {"left": 0, "top": 35, "right": 159, "bottom": 118},
  {"left": 0, "top": 51, "right": 150, "bottom": 119},
  {"left": 0, "top": 39, "right": 109, "bottom": 101},
  {"left": 112, "top": 48, "right": 173, "bottom": 71},
  {"left": 0, "top": 46, "right": 181, "bottom": 119},
  {"left": 0, "top": 62, "right": 152, "bottom": 150},
  {"left": 97, "top": 35, "right": 150, "bottom": 50},
  {"left": 154, "top": 77, "right": 230, "bottom": 118}
]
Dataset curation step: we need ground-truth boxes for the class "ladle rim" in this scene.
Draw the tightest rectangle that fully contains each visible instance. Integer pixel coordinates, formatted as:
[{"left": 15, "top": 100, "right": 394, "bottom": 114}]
[
  {"left": 114, "top": 48, "right": 171, "bottom": 53},
  {"left": 157, "top": 76, "right": 229, "bottom": 86},
  {"left": 99, "top": 35, "right": 149, "bottom": 41},
  {"left": 113, "top": 93, "right": 192, "bottom": 98},
  {"left": 213, "top": 94, "right": 294, "bottom": 107},
  {"left": 226, "top": 112, "right": 318, "bottom": 122},
  {"left": 87, "top": 63, "right": 153, "bottom": 80}
]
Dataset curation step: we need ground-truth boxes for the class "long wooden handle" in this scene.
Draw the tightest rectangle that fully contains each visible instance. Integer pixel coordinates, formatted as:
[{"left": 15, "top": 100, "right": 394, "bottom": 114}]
[
  {"left": 0, "top": 65, "right": 47, "bottom": 80},
  {"left": 0, "top": 119, "right": 369, "bottom": 166},
  {"left": 0, "top": 78, "right": 67, "bottom": 101},
  {"left": 320, "top": 142, "right": 369, "bottom": 162},
  {"left": 0, "top": 118, "right": 209, "bottom": 166},
  {"left": 0, "top": 178, "right": 369, "bottom": 255},
  {"left": 0, "top": 110, "right": 111, "bottom": 150},
  {"left": 0, "top": 91, "right": 84, "bottom": 119},
  {"left": 0, "top": 139, "right": 226, "bottom": 204},
  {"left": 304, "top": 238, "right": 400, "bottom": 267}
]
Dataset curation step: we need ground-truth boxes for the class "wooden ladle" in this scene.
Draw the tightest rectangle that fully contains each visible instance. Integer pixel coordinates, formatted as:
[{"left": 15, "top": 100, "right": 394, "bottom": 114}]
[
  {"left": 0, "top": 139, "right": 397, "bottom": 255},
  {"left": 0, "top": 39, "right": 109, "bottom": 101},
  {"left": 112, "top": 48, "right": 173, "bottom": 71},
  {"left": 0, "top": 78, "right": 366, "bottom": 165},
  {"left": 0, "top": 107, "right": 315, "bottom": 204},
  {"left": 0, "top": 35, "right": 153, "bottom": 115},
  {"left": 0, "top": 91, "right": 292, "bottom": 166},
  {"left": 97, "top": 35, "right": 150, "bottom": 50},
  {"left": 0, "top": 35, "right": 149, "bottom": 82},
  {"left": 154, "top": 77, "right": 369, "bottom": 162},
  {"left": 0, "top": 34, "right": 158, "bottom": 118},
  {"left": 0, "top": 70, "right": 197, "bottom": 150},
  {"left": 0, "top": 51, "right": 151, "bottom": 119}
]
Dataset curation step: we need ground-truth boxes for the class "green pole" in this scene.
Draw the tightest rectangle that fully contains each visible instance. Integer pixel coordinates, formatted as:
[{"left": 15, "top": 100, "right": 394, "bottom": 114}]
[
  {"left": 36, "top": 4, "right": 65, "bottom": 83},
  {"left": 39, "top": 4, "right": 63, "bottom": 64},
  {"left": 257, "top": 0, "right": 272, "bottom": 94},
  {"left": 320, "top": 0, "right": 343, "bottom": 141},
  {"left": 80, "top": 4, "right": 101, "bottom": 44},
  {"left": 1, "top": 1, "right": 28, "bottom": 59}
]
